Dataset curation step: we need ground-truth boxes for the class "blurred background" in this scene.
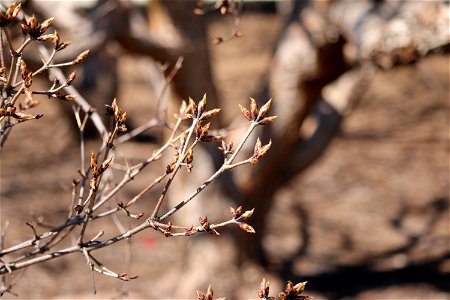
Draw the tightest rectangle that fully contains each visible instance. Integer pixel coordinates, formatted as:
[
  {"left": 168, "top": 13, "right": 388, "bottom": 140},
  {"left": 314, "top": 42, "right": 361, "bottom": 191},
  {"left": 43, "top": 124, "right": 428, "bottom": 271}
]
[{"left": 1, "top": 0, "right": 449, "bottom": 298}]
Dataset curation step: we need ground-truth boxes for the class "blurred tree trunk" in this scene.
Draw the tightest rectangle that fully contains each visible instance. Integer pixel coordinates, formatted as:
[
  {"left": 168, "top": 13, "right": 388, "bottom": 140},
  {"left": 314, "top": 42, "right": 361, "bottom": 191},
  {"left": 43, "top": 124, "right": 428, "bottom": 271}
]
[{"left": 234, "top": 0, "right": 449, "bottom": 264}]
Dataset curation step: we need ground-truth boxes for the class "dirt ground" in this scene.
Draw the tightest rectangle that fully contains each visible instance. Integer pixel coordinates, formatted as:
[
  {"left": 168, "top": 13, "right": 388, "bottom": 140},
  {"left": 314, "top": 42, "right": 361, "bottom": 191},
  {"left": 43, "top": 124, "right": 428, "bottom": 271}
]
[{"left": 1, "top": 10, "right": 449, "bottom": 300}]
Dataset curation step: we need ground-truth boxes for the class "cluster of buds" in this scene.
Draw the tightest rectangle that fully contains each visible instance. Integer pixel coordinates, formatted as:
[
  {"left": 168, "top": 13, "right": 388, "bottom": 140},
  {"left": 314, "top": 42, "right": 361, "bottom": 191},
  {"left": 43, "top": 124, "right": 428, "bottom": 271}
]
[
  {"left": 258, "top": 278, "right": 273, "bottom": 300},
  {"left": 239, "top": 98, "right": 277, "bottom": 125},
  {"left": 186, "top": 94, "right": 221, "bottom": 121},
  {"left": 278, "top": 281, "right": 310, "bottom": 300},
  {"left": 0, "top": 2, "right": 21, "bottom": 28},
  {"left": 21, "top": 14, "right": 54, "bottom": 40},
  {"left": 187, "top": 95, "right": 222, "bottom": 143},
  {"left": 20, "top": 61, "right": 32, "bottom": 88},
  {"left": 218, "top": 140, "right": 233, "bottom": 157},
  {"left": 89, "top": 151, "right": 113, "bottom": 189},
  {"left": 37, "top": 30, "right": 72, "bottom": 52},
  {"left": 0, "top": 106, "right": 42, "bottom": 122},
  {"left": 199, "top": 216, "right": 220, "bottom": 236},
  {"left": 65, "top": 70, "right": 77, "bottom": 86},
  {"left": 195, "top": 121, "right": 221, "bottom": 143},
  {"left": 196, "top": 285, "right": 225, "bottom": 300},
  {"left": 163, "top": 221, "right": 173, "bottom": 237},
  {"left": 105, "top": 99, "right": 127, "bottom": 133},
  {"left": 165, "top": 143, "right": 194, "bottom": 173},
  {"left": 251, "top": 138, "right": 272, "bottom": 165},
  {"left": 74, "top": 50, "right": 90, "bottom": 64},
  {"left": 258, "top": 279, "right": 311, "bottom": 300},
  {"left": 230, "top": 206, "right": 256, "bottom": 233},
  {"left": 166, "top": 151, "right": 180, "bottom": 174}
]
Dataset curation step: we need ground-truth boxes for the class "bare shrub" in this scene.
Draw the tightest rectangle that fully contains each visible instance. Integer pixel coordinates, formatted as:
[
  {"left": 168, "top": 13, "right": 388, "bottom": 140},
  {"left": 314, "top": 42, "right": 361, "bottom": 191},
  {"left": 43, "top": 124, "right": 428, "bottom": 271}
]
[{"left": 0, "top": 3, "right": 312, "bottom": 298}]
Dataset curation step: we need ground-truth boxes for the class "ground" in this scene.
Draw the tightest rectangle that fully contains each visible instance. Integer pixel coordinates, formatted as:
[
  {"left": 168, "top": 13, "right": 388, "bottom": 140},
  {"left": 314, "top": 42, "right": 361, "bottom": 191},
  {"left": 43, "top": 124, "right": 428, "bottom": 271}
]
[{"left": 1, "top": 11, "right": 449, "bottom": 299}]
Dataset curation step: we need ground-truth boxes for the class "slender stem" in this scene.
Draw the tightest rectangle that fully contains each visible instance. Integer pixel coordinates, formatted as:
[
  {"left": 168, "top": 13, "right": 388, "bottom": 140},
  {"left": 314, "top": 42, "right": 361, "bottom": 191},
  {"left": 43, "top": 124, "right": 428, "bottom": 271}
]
[
  {"left": 2, "top": 28, "right": 15, "bottom": 87},
  {"left": 155, "top": 56, "right": 184, "bottom": 120},
  {"left": 92, "top": 133, "right": 176, "bottom": 211},
  {"left": 47, "top": 61, "right": 75, "bottom": 69},
  {"left": 79, "top": 124, "right": 119, "bottom": 244},
  {"left": 226, "top": 122, "right": 256, "bottom": 164},
  {"left": 150, "top": 120, "right": 199, "bottom": 219},
  {"left": 150, "top": 137, "right": 200, "bottom": 219},
  {"left": 0, "top": 218, "right": 152, "bottom": 275},
  {"left": 158, "top": 164, "right": 229, "bottom": 221},
  {"left": 0, "top": 29, "right": 5, "bottom": 69},
  {"left": 15, "top": 37, "right": 32, "bottom": 54},
  {"left": 116, "top": 118, "right": 160, "bottom": 144}
]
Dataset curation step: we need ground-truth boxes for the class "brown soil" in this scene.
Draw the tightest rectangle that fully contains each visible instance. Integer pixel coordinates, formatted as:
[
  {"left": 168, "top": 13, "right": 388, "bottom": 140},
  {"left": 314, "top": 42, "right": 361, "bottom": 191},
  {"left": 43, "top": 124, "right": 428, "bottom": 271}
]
[{"left": 1, "top": 11, "right": 449, "bottom": 300}]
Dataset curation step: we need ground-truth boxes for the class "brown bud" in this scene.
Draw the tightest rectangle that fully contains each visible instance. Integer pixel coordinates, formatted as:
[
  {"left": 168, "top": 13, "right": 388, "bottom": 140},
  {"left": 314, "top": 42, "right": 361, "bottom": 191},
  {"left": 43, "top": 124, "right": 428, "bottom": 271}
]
[
  {"left": 200, "top": 122, "right": 211, "bottom": 139},
  {"left": 176, "top": 100, "right": 189, "bottom": 119},
  {"left": 11, "top": 3, "right": 22, "bottom": 19},
  {"left": 199, "top": 216, "right": 208, "bottom": 225},
  {"left": 56, "top": 41, "right": 71, "bottom": 51},
  {"left": 239, "top": 208, "right": 255, "bottom": 220},
  {"left": 230, "top": 206, "right": 243, "bottom": 218},
  {"left": 63, "top": 94, "right": 76, "bottom": 101},
  {"left": 249, "top": 97, "right": 259, "bottom": 120},
  {"left": 257, "top": 99, "right": 272, "bottom": 120},
  {"left": 197, "top": 93, "right": 207, "bottom": 117},
  {"left": 20, "top": 60, "right": 27, "bottom": 77},
  {"left": 239, "top": 104, "right": 251, "bottom": 121},
  {"left": 206, "top": 285, "right": 213, "bottom": 300},
  {"left": 66, "top": 70, "right": 77, "bottom": 85},
  {"left": 253, "top": 138, "right": 272, "bottom": 160},
  {"left": 120, "top": 111, "right": 127, "bottom": 123},
  {"left": 258, "top": 116, "right": 278, "bottom": 125},
  {"left": 74, "top": 50, "right": 90, "bottom": 64},
  {"left": 200, "top": 108, "right": 221, "bottom": 120},
  {"left": 100, "top": 156, "right": 113, "bottom": 172},
  {"left": 196, "top": 291, "right": 205, "bottom": 300},
  {"left": 293, "top": 281, "right": 307, "bottom": 294},
  {"left": 30, "top": 15, "right": 38, "bottom": 30},
  {"left": 195, "top": 121, "right": 203, "bottom": 137},
  {"left": 39, "top": 17, "right": 55, "bottom": 33},
  {"left": 188, "top": 97, "right": 197, "bottom": 117},
  {"left": 90, "top": 151, "right": 98, "bottom": 168},
  {"left": 238, "top": 223, "right": 255, "bottom": 233},
  {"left": 36, "top": 33, "right": 58, "bottom": 43}
]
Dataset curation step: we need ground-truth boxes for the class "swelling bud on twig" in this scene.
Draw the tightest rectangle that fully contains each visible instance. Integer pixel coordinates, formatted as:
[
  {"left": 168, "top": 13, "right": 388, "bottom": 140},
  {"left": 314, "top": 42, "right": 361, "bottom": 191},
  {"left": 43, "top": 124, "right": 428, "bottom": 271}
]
[
  {"left": 196, "top": 284, "right": 226, "bottom": 300},
  {"left": 74, "top": 50, "right": 90, "bottom": 64},
  {"left": 0, "top": 2, "right": 21, "bottom": 27},
  {"left": 251, "top": 138, "right": 272, "bottom": 165},
  {"left": 239, "top": 98, "right": 277, "bottom": 125}
]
